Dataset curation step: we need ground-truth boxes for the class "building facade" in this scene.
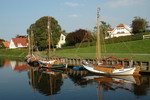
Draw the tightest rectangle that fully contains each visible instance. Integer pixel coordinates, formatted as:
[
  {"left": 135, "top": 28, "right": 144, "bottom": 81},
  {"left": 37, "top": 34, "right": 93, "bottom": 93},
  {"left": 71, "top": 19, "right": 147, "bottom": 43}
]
[{"left": 106, "top": 24, "right": 132, "bottom": 39}]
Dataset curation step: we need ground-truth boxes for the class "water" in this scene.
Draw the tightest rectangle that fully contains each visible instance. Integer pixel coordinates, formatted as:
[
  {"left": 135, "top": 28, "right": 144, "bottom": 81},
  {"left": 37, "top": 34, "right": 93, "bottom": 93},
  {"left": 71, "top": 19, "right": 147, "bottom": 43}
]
[{"left": 0, "top": 58, "right": 150, "bottom": 100}]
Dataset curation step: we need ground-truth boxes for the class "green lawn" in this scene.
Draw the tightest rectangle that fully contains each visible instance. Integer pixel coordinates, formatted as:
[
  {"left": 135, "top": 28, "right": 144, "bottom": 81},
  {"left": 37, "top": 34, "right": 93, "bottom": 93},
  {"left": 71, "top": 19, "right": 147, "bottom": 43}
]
[
  {"left": 0, "top": 49, "right": 28, "bottom": 58},
  {"left": 51, "top": 39, "right": 150, "bottom": 61},
  {"left": 0, "top": 39, "right": 150, "bottom": 61}
]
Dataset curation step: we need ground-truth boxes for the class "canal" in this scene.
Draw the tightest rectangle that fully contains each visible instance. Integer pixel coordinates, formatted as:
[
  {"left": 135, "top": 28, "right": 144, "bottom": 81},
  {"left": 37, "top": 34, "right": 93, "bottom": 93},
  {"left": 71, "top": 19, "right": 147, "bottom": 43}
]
[{"left": 0, "top": 58, "right": 150, "bottom": 100}]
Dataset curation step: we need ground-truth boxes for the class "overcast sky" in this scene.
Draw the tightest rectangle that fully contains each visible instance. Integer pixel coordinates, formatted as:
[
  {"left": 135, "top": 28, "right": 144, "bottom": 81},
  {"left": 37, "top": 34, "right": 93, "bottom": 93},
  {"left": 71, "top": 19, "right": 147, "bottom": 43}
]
[{"left": 0, "top": 0, "right": 150, "bottom": 41}]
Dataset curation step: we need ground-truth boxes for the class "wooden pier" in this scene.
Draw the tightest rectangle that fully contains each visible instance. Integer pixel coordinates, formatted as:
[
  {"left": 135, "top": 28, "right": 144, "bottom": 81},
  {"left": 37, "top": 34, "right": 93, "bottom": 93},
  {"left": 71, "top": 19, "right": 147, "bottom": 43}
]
[
  {"left": 49, "top": 57, "right": 150, "bottom": 73},
  {"left": 34, "top": 54, "right": 150, "bottom": 73}
]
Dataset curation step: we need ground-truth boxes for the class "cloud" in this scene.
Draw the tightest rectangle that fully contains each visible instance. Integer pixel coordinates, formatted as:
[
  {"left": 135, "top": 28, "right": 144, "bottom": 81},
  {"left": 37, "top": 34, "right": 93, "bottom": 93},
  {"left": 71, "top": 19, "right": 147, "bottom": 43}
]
[
  {"left": 107, "top": 0, "right": 146, "bottom": 8},
  {"left": 68, "top": 14, "right": 80, "bottom": 18},
  {"left": 64, "top": 2, "right": 79, "bottom": 7}
]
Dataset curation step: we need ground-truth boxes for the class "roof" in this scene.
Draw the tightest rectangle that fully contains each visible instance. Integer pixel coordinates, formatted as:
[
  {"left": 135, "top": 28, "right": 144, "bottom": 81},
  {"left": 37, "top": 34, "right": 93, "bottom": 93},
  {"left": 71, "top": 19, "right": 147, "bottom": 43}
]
[
  {"left": 107, "top": 28, "right": 114, "bottom": 31},
  {"left": 2, "top": 41, "right": 10, "bottom": 48},
  {"left": 117, "top": 24, "right": 124, "bottom": 27},
  {"left": 61, "top": 32, "right": 67, "bottom": 36},
  {"left": 12, "top": 38, "right": 27, "bottom": 47}
]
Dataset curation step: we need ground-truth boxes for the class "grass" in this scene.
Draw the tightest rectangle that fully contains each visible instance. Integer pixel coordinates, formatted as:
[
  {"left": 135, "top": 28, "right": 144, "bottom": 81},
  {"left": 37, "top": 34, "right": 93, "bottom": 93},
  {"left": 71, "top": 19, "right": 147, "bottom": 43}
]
[
  {"left": 50, "top": 39, "right": 150, "bottom": 61},
  {"left": 0, "top": 49, "right": 28, "bottom": 58},
  {"left": 0, "top": 39, "right": 150, "bottom": 61}
]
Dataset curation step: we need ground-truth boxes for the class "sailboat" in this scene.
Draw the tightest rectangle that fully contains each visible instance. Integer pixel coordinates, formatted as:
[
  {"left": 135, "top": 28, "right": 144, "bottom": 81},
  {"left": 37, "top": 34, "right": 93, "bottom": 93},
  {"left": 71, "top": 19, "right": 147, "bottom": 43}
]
[
  {"left": 38, "top": 16, "right": 66, "bottom": 69},
  {"left": 26, "top": 26, "right": 39, "bottom": 67},
  {"left": 82, "top": 8, "right": 140, "bottom": 76}
]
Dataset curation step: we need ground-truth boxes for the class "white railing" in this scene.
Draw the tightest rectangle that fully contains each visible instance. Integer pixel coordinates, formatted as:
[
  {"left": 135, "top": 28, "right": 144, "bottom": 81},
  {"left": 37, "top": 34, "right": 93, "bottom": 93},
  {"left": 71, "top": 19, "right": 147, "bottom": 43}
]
[{"left": 143, "top": 35, "right": 150, "bottom": 39}]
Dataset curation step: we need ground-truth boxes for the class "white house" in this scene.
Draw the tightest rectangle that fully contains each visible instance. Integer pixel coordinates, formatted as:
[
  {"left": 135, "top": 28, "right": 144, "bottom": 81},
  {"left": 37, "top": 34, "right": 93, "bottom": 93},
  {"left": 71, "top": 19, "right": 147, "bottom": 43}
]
[
  {"left": 9, "top": 38, "right": 27, "bottom": 49},
  {"left": 56, "top": 33, "right": 66, "bottom": 48},
  {"left": 106, "top": 24, "right": 132, "bottom": 39}
]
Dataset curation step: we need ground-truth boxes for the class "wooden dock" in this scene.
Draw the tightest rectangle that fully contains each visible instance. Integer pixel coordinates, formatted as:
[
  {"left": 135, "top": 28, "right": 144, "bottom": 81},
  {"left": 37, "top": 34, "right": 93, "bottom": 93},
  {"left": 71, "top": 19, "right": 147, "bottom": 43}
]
[
  {"left": 50, "top": 57, "right": 150, "bottom": 73},
  {"left": 34, "top": 55, "right": 150, "bottom": 73}
]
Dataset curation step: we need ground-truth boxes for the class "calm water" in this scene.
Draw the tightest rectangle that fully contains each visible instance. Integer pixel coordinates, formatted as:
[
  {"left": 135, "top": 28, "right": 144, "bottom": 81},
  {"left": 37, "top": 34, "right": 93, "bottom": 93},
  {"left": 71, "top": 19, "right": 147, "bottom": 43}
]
[{"left": 0, "top": 58, "right": 150, "bottom": 100}]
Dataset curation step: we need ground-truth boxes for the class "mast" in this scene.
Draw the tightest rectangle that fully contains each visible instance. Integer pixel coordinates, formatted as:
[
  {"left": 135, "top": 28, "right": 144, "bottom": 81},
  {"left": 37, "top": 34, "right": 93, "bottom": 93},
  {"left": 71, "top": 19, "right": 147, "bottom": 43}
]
[
  {"left": 28, "top": 28, "right": 31, "bottom": 56},
  {"left": 48, "top": 16, "right": 51, "bottom": 60},
  {"left": 96, "top": 8, "right": 101, "bottom": 59},
  {"left": 31, "top": 26, "right": 34, "bottom": 56}
]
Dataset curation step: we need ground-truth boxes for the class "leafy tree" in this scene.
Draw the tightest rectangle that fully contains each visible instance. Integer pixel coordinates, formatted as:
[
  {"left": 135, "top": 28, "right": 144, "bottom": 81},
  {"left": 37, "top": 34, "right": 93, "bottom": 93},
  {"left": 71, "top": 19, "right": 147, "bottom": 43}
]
[
  {"left": 132, "top": 16, "right": 149, "bottom": 34},
  {"left": 101, "top": 21, "right": 111, "bottom": 37},
  {"left": 28, "top": 16, "right": 62, "bottom": 50},
  {"left": 0, "top": 39, "right": 5, "bottom": 49},
  {"left": 93, "top": 21, "right": 111, "bottom": 38},
  {"left": 16, "top": 35, "right": 27, "bottom": 38},
  {"left": 66, "top": 29, "right": 93, "bottom": 46}
]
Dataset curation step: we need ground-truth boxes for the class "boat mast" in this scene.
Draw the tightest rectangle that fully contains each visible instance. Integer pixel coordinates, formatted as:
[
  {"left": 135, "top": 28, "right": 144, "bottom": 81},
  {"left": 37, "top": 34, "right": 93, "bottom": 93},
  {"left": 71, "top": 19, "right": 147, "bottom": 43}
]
[
  {"left": 96, "top": 8, "right": 101, "bottom": 59},
  {"left": 28, "top": 28, "right": 31, "bottom": 56},
  {"left": 31, "top": 26, "right": 34, "bottom": 56},
  {"left": 48, "top": 16, "right": 51, "bottom": 60}
]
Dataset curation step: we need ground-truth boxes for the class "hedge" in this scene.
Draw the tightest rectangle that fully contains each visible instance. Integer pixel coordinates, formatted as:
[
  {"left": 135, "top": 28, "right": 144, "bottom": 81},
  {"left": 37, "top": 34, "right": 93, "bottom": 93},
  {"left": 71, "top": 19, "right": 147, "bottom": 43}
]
[{"left": 75, "top": 32, "right": 150, "bottom": 48}]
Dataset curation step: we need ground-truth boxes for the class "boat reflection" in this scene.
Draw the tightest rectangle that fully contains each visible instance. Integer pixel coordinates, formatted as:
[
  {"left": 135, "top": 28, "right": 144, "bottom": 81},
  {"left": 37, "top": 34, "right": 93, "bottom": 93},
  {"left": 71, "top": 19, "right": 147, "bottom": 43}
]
[{"left": 28, "top": 67, "right": 65, "bottom": 96}]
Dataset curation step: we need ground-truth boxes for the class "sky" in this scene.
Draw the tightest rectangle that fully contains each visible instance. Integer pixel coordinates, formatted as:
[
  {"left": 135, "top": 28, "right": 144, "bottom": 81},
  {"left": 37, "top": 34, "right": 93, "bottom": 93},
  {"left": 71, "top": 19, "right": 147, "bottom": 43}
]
[{"left": 0, "top": 0, "right": 150, "bottom": 41}]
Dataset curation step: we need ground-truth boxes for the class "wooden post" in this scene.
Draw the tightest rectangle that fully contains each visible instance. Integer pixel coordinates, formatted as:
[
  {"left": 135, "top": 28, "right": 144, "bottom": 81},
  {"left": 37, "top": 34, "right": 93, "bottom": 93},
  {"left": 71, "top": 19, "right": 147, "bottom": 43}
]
[{"left": 148, "top": 61, "right": 150, "bottom": 71}]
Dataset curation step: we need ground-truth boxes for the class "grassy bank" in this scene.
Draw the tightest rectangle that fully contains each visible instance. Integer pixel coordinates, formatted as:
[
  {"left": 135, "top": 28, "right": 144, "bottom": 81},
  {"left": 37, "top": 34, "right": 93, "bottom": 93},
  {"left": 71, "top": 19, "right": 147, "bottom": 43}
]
[
  {"left": 51, "top": 39, "right": 150, "bottom": 61},
  {"left": 0, "top": 39, "right": 150, "bottom": 61},
  {"left": 0, "top": 49, "right": 28, "bottom": 58}
]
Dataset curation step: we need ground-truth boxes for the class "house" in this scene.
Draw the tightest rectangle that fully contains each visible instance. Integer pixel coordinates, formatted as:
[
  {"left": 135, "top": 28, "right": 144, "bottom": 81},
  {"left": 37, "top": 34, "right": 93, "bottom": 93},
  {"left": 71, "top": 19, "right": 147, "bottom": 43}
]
[
  {"left": 106, "top": 24, "right": 132, "bottom": 39},
  {"left": 2, "top": 41, "right": 10, "bottom": 48},
  {"left": 56, "top": 33, "right": 66, "bottom": 48},
  {"left": 9, "top": 38, "right": 27, "bottom": 49}
]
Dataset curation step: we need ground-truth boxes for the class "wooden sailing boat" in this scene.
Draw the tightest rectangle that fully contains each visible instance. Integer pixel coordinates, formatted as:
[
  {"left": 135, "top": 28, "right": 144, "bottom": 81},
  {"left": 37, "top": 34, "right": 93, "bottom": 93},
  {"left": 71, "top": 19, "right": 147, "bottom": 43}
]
[
  {"left": 38, "top": 16, "right": 66, "bottom": 69},
  {"left": 82, "top": 8, "right": 140, "bottom": 76},
  {"left": 26, "top": 26, "right": 39, "bottom": 66}
]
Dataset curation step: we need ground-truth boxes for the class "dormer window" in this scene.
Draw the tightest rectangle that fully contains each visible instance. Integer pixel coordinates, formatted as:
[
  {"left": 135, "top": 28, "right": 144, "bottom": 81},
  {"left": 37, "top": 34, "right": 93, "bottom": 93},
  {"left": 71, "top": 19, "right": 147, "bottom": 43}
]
[{"left": 17, "top": 43, "right": 22, "bottom": 47}]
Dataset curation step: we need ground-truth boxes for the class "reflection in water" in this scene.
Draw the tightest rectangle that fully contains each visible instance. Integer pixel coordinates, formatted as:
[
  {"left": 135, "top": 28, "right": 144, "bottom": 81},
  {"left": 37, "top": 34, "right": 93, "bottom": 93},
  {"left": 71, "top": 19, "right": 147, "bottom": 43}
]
[
  {"left": 0, "top": 58, "right": 150, "bottom": 100},
  {"left": 28, "top": 67, "right": 64, "bottom": 96},
  {"left": 0, "top": 58, "right": 29, "bottom": 71},
  {"left": 66, "top": 68, "right": 150, "bottom": 99},
  {"left": 133, "top": 75, "right": 150, "bottom": 96}
]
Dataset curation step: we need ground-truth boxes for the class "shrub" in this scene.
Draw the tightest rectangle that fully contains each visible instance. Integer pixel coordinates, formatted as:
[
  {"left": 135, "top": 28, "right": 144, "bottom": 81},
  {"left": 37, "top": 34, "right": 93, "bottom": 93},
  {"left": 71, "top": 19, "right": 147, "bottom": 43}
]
[{"left": 74, "top": 32, "right": 150, "bottom": 47}]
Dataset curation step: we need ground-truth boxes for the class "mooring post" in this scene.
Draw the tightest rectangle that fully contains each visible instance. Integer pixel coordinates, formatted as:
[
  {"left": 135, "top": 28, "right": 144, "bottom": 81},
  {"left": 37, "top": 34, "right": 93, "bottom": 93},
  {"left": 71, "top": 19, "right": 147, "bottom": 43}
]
[{"left": 148, "top": 61, "right": 150, "bottom": 71}]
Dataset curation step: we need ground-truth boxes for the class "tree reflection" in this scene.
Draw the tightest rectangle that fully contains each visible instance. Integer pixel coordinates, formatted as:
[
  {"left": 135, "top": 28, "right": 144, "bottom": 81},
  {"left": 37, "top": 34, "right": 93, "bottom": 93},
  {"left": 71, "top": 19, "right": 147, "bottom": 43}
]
[{"left": 0, "top": 58, "right": 5, "bottom": 68}]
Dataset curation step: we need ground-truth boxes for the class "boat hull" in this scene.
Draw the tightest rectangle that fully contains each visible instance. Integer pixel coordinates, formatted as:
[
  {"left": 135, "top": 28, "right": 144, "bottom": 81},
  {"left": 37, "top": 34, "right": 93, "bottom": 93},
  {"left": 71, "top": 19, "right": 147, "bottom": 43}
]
[{"left": 83, "top": 64, "right": 136, "bottom": 76}]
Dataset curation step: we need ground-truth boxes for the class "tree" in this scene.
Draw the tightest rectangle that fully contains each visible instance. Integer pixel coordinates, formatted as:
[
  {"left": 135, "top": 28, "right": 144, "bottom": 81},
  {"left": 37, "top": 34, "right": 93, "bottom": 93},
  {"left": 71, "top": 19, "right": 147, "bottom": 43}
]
[
  {"left": 28, "top": 16, "right": 62, "bottom": 50},
  {"left": 16, "top": 35, "right": 27, "bottom": 38},
  {"left": 66, "top": 29, "right": 93, "bottom": 46},
  {"left": 0, "top": 39, "right": 5, "bottom": 49},
  {"left": 93, "top": 21, "right": 111, "bottom": 38},
  {"left": 101, "top": 21, "right": 111, "bottom": 37},
  {"left": 132, "top": 16, "right": 149, "bottom": 34}
]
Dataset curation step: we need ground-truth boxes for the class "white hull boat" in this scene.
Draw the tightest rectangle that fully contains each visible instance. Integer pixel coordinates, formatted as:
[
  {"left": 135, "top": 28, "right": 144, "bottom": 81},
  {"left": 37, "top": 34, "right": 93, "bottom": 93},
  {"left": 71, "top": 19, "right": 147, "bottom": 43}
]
[{"left": 82, "top": 64, "right": 139, "bottom": 76}]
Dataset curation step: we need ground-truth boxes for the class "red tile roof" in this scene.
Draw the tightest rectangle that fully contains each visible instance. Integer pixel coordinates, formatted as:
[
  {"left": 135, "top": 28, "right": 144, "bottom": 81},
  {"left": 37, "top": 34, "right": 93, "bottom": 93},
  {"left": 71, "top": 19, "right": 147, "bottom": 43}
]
[
  {"left": 107, "top": 28, "right": 114, "bottom": 31},
  {"left": 117, "top": 24, "right": 124, "bottom": 27},
  {"left": 12, "top": 38, "right": 27, "bottom": 47},
  {"left": 2, "top": 41, "right": 10, "bottom": 48}
]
